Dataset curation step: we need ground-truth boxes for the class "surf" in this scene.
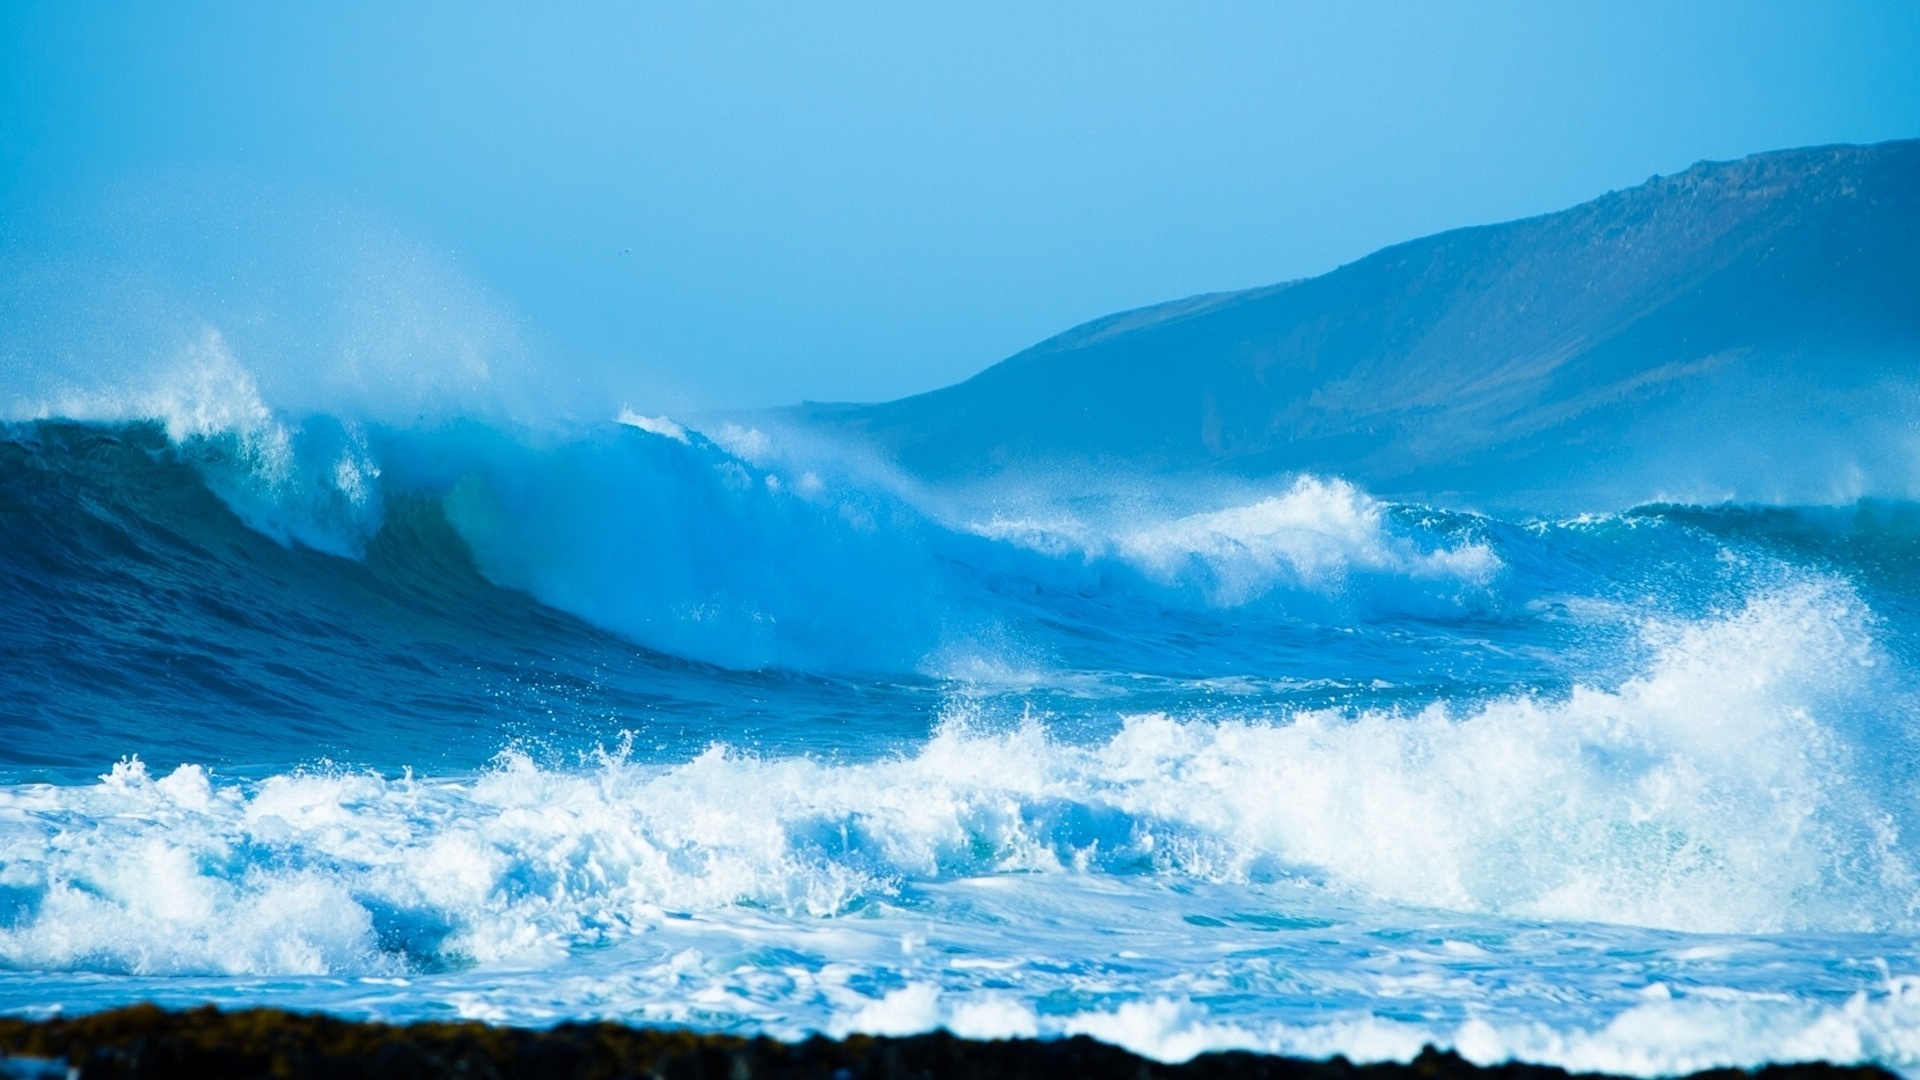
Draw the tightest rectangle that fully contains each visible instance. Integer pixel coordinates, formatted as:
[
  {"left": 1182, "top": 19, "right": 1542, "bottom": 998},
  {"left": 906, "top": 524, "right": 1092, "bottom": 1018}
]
[{"left": 3, "top": 140, "right": 1919, "bottom": 1076}]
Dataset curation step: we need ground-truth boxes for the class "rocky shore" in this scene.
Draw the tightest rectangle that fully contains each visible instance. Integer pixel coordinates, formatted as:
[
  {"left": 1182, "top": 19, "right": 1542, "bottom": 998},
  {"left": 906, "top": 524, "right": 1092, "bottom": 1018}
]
[{"left": 0, "top": 1006, "right": 1899, "bottom": 1080}]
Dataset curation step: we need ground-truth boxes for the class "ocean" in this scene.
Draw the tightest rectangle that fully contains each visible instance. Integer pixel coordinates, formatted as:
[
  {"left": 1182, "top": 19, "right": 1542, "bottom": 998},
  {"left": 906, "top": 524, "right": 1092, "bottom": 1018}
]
[{"left": 6, "top": 338, "right": 1920, "bottom": 1074}]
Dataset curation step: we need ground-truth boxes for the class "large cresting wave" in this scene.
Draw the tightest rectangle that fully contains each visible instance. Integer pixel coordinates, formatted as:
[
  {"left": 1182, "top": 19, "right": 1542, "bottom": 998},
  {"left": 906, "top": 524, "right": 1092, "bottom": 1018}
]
[{"left": 8, "top": 332, "right": 1920, "bottom": 1074}]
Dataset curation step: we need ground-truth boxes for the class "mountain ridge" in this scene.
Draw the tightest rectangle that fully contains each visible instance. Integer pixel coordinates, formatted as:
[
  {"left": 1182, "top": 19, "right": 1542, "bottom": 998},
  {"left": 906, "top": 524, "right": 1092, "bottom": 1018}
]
[{"left": 798, "top": 139, "right": 1920, "bottom": 509}]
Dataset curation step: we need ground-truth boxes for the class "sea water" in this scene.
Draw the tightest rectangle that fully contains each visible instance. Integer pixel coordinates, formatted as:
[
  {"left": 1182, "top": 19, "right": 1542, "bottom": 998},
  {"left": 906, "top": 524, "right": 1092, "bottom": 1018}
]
[{"left": 6, "top": 342, "right": 1920, "bottom": 1074}]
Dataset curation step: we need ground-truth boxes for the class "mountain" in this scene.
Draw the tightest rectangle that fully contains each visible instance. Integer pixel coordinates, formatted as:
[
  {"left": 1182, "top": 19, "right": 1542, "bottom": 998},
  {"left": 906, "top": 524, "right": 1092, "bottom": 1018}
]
[{"left": 799, "top": 140, "right": 1920, "bottom": 509}]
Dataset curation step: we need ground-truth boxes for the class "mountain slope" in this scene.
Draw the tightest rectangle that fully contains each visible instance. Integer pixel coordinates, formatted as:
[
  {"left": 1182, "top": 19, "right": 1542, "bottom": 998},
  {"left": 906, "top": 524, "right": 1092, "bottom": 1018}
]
[{"left": 802, "top": 140, "right": 1920, "bottom": 508}]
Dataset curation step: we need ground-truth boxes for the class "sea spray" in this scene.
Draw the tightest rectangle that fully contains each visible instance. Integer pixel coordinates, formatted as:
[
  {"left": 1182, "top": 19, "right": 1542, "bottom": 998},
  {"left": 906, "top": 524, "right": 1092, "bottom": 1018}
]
[{"left": 7, "top": 379, "right": 1920, "bottom": 1071}]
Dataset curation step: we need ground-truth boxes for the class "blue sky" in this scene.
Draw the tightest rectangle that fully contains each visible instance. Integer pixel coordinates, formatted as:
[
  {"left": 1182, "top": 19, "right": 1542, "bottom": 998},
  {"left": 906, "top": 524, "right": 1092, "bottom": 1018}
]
[{"left": 2, "top": 1, "right": 1917, "bottom": 413}]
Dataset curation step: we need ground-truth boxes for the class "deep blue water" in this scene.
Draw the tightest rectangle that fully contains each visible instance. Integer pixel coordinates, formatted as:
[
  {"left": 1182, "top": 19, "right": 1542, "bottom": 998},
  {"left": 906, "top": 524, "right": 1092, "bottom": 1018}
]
[{"left": 8, "top": 400, "right": 1920, "bottom": 1072}]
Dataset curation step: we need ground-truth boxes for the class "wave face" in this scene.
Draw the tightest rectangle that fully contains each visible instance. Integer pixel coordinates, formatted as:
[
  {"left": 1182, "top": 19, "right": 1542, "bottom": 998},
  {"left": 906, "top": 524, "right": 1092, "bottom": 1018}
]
[{"left": 9, "top": 380, "right": 1920, "bottom": 1074}]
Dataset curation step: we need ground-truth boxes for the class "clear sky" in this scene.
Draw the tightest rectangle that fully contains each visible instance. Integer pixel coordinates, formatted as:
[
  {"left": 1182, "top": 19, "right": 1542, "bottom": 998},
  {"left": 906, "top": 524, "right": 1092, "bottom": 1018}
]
[{"left": 2, "top": 1, "right": 1917, "bottom": 414}]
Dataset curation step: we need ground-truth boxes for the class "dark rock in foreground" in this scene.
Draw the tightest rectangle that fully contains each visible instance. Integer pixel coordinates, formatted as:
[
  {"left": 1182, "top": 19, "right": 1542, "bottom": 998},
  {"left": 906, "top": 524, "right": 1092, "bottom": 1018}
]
[{"left": 0, "top": 1005, "right": 1901, "bottom": 1080}]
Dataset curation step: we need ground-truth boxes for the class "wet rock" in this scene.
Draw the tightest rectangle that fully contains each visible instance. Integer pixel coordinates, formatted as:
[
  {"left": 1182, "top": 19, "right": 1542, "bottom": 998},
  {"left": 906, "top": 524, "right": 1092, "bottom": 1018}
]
[{"left": 0, "top": 1006, "right": 1900, "bottom": 1080}]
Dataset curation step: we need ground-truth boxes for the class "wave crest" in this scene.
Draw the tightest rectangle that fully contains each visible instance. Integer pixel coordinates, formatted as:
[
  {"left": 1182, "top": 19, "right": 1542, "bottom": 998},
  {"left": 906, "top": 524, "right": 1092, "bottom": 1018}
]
[{"left": 0, "top": 580, "right": 1908, "bottom": 982}]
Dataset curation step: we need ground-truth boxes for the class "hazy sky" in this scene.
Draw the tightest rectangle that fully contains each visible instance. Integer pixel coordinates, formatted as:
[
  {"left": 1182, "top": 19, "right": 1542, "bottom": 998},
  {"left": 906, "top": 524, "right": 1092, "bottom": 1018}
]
[{"left": 3, "top": 1, "right": 1917, "bottom": 413}]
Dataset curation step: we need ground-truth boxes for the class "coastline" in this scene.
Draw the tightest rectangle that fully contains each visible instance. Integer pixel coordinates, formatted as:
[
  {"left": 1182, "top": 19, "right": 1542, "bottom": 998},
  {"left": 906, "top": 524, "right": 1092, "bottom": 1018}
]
[{"left": 0, "top": 1006, "right": 1901, "bottom": 1080}]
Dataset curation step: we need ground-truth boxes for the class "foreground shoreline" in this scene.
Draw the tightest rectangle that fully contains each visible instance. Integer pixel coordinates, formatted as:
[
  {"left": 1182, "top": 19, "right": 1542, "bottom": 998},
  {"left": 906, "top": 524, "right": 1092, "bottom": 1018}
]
[{"left": 0, "top": 1006, "right": 1902, "bottom": 1080}]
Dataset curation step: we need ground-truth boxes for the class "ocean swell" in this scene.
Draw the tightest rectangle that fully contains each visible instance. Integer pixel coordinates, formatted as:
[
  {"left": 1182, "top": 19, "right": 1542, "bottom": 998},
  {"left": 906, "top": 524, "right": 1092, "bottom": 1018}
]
[{"left": 0, "top": 575, "right": 1909, "bottom": 987}]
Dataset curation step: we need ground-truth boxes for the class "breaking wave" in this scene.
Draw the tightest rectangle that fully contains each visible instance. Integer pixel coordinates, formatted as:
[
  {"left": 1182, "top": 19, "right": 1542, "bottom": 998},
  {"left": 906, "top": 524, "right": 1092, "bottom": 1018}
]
[{"left": 8, "top": 338, "right": 1920, "bottom": 1074}]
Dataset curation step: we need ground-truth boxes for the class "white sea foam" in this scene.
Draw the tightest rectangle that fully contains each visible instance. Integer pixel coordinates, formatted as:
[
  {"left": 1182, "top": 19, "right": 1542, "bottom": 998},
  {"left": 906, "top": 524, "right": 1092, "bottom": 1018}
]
[
  {"left": 0, "top": 513, "right": 1911, "bottom": 1074},
  {"left": 846, "top": 987, "right": 1920, "bottom": 1074},
  {"left": 1158, "top": 582, "right": 1910, "bottom": 933},
  {"left": 9, "top": 328, "right": 294, "bottom": 475},
  {"left": 3, "top": 328, "right": 391, "bottom": 554},
  {"left": 616, "top": 408, "right": 690, "bottom": 444},
  {"left": 0, "top": 579, "right": 1905, "bottom": 992},
  {"left": 972, "top": 476, "right": 1499, "bottom": 605}
]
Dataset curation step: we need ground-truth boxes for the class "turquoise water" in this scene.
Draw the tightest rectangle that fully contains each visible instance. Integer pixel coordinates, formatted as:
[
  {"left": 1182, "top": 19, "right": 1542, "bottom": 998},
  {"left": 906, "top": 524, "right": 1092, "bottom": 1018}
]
[{"left": 7, "top": 390, "right": 1920, "bottom": 1072}]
